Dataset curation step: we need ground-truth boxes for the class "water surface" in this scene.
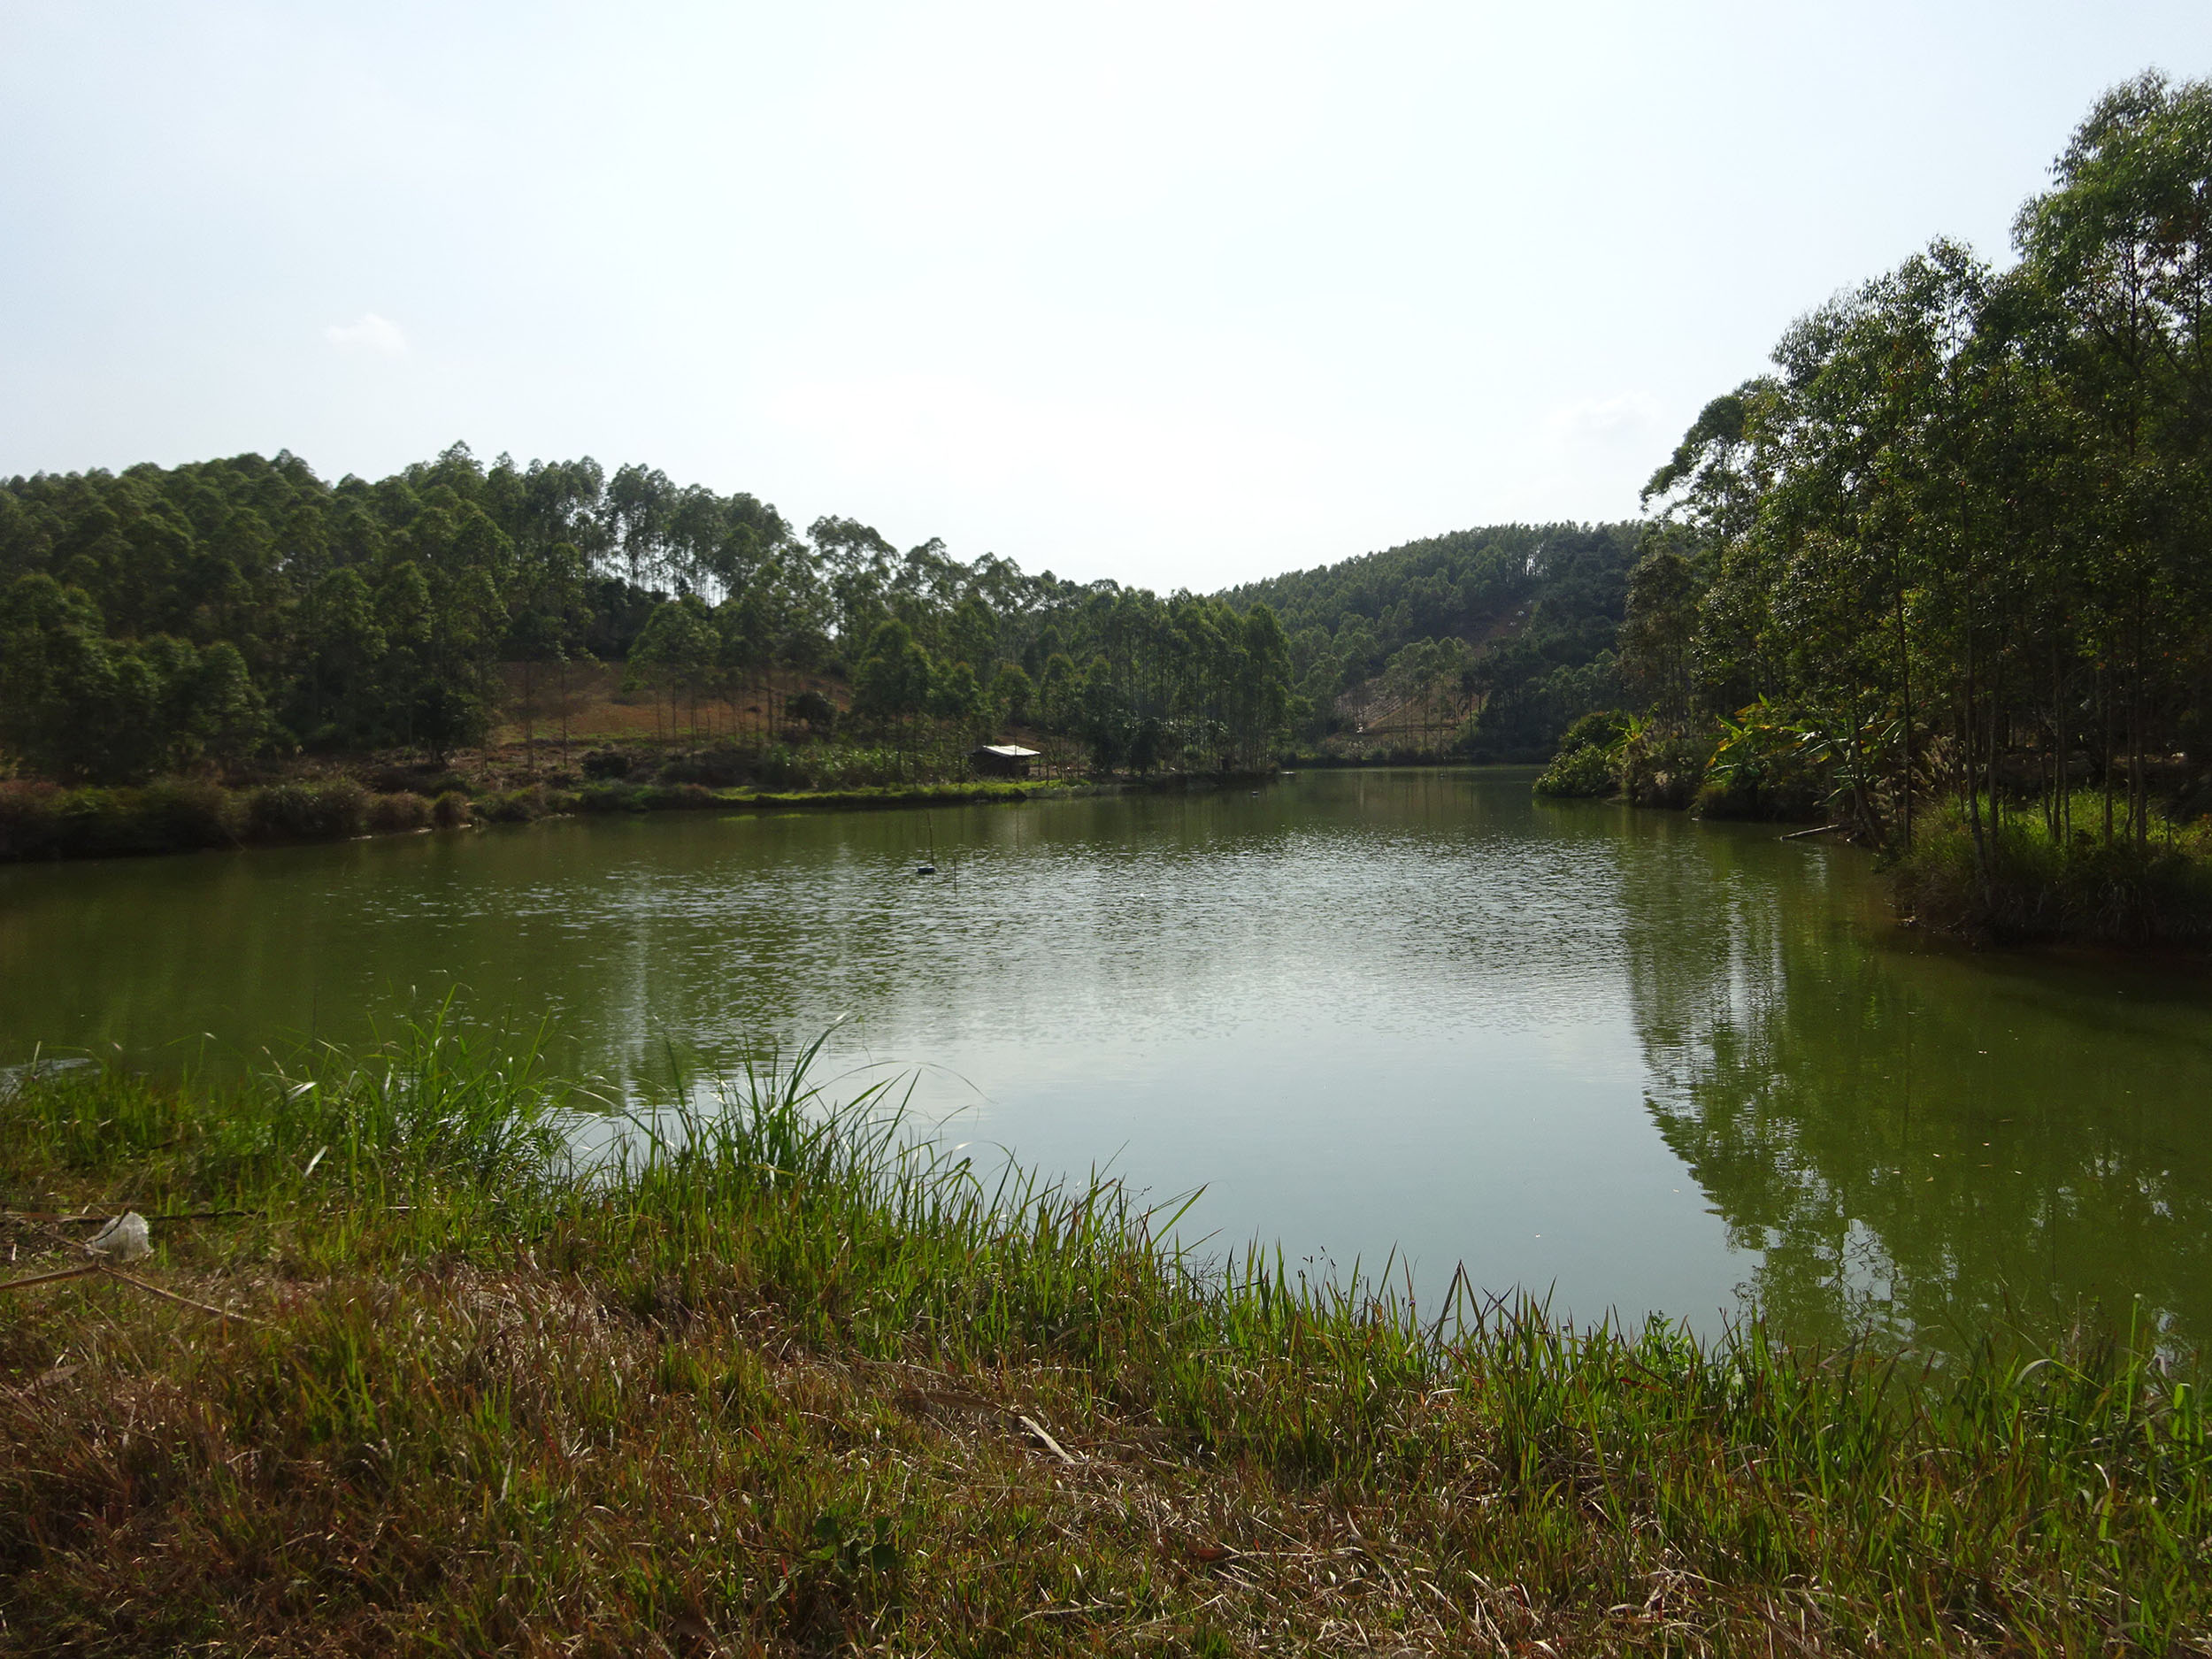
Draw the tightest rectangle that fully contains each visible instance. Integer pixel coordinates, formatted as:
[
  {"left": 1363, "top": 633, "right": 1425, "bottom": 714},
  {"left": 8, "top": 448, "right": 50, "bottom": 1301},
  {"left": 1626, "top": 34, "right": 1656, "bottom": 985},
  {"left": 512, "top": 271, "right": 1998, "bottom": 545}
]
[{"left": 6, "top": 769, "right": 2209, "bottom": 1348}]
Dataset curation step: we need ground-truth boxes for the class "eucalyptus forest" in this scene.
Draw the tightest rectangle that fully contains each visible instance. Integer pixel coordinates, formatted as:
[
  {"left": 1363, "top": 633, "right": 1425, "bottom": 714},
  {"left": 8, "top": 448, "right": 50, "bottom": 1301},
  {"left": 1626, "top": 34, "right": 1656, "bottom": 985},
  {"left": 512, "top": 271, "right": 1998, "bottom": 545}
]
[
  {"left": 0, "top": 447, "right": 1627, "bottom": 792},
  {"left": 1580, "top": 71, "right": 2212, "bottom": 937}
]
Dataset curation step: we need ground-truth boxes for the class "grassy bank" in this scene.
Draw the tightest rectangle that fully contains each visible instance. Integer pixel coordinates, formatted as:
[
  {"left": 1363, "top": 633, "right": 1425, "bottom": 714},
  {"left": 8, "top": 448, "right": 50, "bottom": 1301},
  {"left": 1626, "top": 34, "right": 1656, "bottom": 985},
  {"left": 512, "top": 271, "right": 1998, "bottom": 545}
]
[
  {"left": 4, "top": 1033, "right": 2208, "bottom": 1654},
  {"left": 0, "top": 775, "right": 1081, "bottom": 863},
  {"left": 1893, "top": 799, "right": 2212, "bottom": 947},
  {"left": 1527, "top": 720, "right": 2212, "bottom": 949}
]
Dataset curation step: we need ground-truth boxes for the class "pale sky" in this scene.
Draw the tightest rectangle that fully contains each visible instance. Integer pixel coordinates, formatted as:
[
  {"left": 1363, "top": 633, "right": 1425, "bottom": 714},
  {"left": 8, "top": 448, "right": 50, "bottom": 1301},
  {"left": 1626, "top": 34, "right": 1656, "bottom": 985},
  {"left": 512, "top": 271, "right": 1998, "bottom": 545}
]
[{"left": 3, "top": 3, "right": 2207, "bottom": 592}]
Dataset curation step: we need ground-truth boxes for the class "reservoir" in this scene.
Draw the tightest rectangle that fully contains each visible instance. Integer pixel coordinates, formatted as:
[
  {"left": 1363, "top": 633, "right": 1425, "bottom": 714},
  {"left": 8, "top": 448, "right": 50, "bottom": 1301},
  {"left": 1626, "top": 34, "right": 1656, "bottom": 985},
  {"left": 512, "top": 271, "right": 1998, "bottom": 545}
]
[{"left": 5, "top": 767, "right": 2209, "bottom": 1350}]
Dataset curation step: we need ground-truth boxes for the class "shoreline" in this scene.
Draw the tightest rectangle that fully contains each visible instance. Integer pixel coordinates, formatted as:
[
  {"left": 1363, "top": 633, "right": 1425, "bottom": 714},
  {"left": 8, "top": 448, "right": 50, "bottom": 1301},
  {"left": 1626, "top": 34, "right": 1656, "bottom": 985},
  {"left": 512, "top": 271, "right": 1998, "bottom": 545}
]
[
  {"left": 1533, "top": 736, "right": 2212, "bottom": 951},
  {"left": 3, "top": 1035, "right": 2204, "bottom": 1653},
  {"left": 0, "top": 768, "right": 1295, "bottom": 865}
]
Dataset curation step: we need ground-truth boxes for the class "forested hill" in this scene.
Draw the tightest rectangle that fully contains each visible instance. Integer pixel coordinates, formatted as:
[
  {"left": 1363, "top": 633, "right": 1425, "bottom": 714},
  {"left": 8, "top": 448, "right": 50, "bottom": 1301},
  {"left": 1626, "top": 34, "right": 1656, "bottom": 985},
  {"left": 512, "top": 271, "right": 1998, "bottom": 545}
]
[
  {"left": 0, "top": 447, "right": 1304, "bottom": 783},
  {"left": 1221, "top": 522, "right": 1638, "bottom": 757},
  {"left": 0, "top": 439, "right": 1642, "bottom": 786}
]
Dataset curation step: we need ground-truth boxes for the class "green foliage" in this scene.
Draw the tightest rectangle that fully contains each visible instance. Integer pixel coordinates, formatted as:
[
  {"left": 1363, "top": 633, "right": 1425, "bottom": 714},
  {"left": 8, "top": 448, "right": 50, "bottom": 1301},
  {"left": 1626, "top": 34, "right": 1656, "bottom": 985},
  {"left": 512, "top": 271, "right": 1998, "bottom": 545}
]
[
  {"left": 473, "top": 783, "right": 565, "bottom": 824},
  {"left": 927, "top": 659, "right": 986, "bottom": 733},
  {"left": 850, "top": 618, "right": 936, "bottom": 723},
  {"left": 1894, "top": 797, "right": 2212, "bottom": 943},
  {"left": 0, "top": 573, "right": 272, "bottom": 782},
  {"left": 0, "top": 438, "right": 1465, "bottom": 786},
  {"left": 1639, "top": 73, "right": 2212, "bottom": 885},
  {"left": 1532, "top": 710, "right": 1629, "bottom": 797},
  {"left": 0, "top": 777, "right": 403, "bottom": 858},
  {"left": 1688, "top": 699, "right": 1840, "bottom": 820},
  {"left": 363, "top": 790, "right": 433, "bottom": 833},
  {"left": 1532, "top": 744, "right": 1616, "bottom": 798},
  {"left": 1225, "top": 522, "right": 1637, "bottom": 755},
  {"left": 987, "top": 661, "right": 1033, "bottom": 725},
  {"left": 242, "top": 779, "right": 370, "bottom": 841},
  {"left": 0, "top": 779, "right": 242, "bottom": 857},
  {"left": 1619, "top": 720, "right": 1714, "bottom": 811},
  {"left": 785, "top": 688, "right": 835, "bottom": 730},
  {"left": 0, "top": 446, "right": 803, "bottom": 779}
]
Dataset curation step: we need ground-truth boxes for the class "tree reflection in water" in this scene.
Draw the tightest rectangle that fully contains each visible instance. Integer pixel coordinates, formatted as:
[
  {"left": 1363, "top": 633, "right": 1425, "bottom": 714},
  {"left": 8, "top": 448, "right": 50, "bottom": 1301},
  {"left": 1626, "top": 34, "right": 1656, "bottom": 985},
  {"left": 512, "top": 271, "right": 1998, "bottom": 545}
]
[{"left": 1620, "top": 815, "right": 2212, "bottom": 1352}]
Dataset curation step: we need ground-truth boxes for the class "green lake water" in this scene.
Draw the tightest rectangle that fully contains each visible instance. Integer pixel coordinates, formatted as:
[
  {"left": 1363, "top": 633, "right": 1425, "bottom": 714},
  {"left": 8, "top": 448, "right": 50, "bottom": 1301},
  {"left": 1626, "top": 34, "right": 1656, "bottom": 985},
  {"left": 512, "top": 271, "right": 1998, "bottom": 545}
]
[{"left": 5, "top": 766, "right": 2209, "bottom": 1348}]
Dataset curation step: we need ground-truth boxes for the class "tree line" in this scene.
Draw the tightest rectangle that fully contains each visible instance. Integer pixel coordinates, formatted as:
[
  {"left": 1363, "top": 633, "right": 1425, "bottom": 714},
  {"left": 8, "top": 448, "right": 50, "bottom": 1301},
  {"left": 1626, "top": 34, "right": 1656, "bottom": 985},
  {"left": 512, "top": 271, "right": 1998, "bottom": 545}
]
[
  {"left": 1610, "top": 72, "right": 2212, "bottom": 880},
  {"left": 0, "top": 445, "right": 1312, "bottom": 782}
]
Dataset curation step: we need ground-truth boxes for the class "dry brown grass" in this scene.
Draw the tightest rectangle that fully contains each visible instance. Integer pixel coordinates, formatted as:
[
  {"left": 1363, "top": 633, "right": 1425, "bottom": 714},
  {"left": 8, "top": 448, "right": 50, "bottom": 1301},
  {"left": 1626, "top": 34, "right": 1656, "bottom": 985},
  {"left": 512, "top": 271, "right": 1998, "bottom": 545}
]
[
  {"left": 0, "top": 1259, "right": 1827, "bottom": 1656},
  {"left": 488, "top": 663, "right": 847, "bottom": 749}
]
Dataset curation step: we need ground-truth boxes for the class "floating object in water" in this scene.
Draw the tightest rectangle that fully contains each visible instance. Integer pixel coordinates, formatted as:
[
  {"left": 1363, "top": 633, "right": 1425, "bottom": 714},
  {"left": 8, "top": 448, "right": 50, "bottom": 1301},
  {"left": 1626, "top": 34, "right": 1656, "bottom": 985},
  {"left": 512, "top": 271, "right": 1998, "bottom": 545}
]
[{"left": 915, "top": 862, "right": 937, "bottom": 876}]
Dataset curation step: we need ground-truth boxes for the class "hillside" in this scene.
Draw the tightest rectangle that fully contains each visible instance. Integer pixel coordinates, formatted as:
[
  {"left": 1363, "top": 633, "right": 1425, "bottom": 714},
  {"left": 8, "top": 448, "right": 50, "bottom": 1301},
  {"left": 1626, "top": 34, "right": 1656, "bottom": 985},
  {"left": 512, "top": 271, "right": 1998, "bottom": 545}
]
[
  {"left": 1222, "top": 521, "right": 1638, "bottom": 760},
  {"left": 0, "top": 448, "right": 1637, "bottom": 789}
]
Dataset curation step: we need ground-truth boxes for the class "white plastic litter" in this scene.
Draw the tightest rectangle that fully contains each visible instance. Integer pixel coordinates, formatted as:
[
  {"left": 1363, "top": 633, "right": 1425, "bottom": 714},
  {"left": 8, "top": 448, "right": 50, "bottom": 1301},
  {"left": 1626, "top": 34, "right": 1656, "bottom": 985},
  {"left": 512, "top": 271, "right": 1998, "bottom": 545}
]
[{"left": 86, "top": 1211, "right": 151, "bottom": 1264}]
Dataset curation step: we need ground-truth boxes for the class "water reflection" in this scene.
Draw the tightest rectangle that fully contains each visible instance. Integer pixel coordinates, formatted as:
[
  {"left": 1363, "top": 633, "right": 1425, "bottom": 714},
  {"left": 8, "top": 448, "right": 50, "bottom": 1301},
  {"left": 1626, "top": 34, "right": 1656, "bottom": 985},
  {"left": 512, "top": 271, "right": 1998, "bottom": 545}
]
[
  {"left": 5, "top": 771, "right": 2212, "bottom": 1351},
  {"left": 1614, "top": 806, "right": 2212, "bottom": 1348}
]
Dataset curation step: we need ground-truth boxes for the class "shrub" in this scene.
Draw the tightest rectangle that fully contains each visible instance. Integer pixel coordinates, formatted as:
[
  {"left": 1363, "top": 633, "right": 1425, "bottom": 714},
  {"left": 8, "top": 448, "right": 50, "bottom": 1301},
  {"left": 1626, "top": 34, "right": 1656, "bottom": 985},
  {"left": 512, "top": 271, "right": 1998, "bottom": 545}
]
[
  {"left": 1534, "top": 742, "right": 1617, "bottom": 798},
  {"left": 57, "top": 787, "right": 132, "bottom": 856},
  {"left": 1533, "top": 710, "right": 1627, "bottom": 798},
  {"left": 575, "top": 783, "right": 643, "bottom": 813},
  {"left": 580, "top": 749, "right": 633, "bottom": 780},
  {"left": 750, "top": 743, "right": 814, "bottom": 790},
  {"left": 1560, "top": 710, "right": 1632, "bottom": 753},
  {"left": 1621, "top": 729, "right": 1713, "bottom": 810},
  {"left": 1693, "top": 710, "right": 1832, "bottom": 821},
  {"left": 244, "top": 779, "right": 370, "bottom": 842},
  {"left": 0, "top": 781, "right": 65, "bottom": 859},
  {"left": 133, "top": 780, "right": 242, "bottom": 851},
  {"left": 786, "top": 688, "right": 836, "bottom": 730},
  {"left": 0, "top": 780, "right": 243, "bottom": 859},
  {"left": 368, "top": 764, "right": 472, "bottom": 797},
  {"left": 1694, "top": 762, "right": 1828, "bottom": 821},
  {"left": 757, "top": 742, "right": 910, "bottom": 790},
  {"left": 430, "top": 790, "right": 473, "bottom": 829},
  {"left": 657, "top": 747, "right": 750, "bottom": 787},
  {"left": 365, "top": 791, "right": 434, "bottom": 833},
  {"left": 475, "top": 785, "right": 569, "bottom": 824}
]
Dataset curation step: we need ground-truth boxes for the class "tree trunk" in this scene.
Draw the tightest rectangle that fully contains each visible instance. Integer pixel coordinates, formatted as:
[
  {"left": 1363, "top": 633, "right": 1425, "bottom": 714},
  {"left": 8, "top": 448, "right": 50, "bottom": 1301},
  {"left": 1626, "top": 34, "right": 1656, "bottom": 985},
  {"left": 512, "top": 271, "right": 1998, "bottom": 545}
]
[{"left": 520, "top": 659, "right": 536, "bottom": 776}]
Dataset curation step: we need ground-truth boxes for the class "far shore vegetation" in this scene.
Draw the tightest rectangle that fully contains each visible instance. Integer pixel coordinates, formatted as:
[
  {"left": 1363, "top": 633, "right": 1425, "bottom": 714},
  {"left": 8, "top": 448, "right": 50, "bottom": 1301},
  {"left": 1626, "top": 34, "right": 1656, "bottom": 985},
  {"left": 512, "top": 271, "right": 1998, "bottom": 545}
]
[
  {"left": 4, "top": 1023, "right": 2208, "bottom": 1654},
  {"left": 6, "top": 72, "right": 2211, "bottom": 948}
]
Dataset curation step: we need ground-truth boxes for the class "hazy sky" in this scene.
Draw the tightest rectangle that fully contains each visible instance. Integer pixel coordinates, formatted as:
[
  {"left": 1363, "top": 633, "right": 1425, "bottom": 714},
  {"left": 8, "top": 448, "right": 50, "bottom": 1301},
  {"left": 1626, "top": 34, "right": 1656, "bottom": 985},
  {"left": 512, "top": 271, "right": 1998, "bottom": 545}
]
[{"left": 3, "top": 3, "right": 2208, "bottom": 591}]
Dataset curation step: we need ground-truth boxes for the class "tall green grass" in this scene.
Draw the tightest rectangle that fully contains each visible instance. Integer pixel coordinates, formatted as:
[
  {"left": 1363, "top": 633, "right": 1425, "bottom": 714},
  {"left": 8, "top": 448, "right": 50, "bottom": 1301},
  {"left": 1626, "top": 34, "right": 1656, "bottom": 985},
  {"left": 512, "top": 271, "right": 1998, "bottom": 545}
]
[
  {"left": 4, "top": 1025, "right": 2208, "bottom": 1652},
  {"left": 1894, "top": 793, "right": 2212, "bottom": 944}
]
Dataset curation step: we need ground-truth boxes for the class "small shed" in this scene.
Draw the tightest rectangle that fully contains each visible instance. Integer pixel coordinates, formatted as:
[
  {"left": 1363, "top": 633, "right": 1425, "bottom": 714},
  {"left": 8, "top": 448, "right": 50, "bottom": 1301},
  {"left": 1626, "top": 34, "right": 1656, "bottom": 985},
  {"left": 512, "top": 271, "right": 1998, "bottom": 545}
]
[{"left": 970, "top": 743, "right": 1040, "bottom": 780}]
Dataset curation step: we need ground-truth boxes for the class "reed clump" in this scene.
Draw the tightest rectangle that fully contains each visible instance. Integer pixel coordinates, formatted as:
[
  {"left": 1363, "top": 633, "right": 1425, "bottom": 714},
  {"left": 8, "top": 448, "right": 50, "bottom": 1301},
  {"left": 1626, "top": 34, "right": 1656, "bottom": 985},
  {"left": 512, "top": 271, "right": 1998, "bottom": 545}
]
[
  {"left": 2, "top": 1029, "right": 2206, "bottom": 1655},
  {"left": 363, "top": 789, "right": 434, "bottom": 833},
  {"left": 0, "top": 776, "right": 415, "bottom": 859}
]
